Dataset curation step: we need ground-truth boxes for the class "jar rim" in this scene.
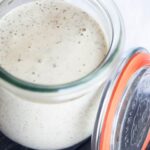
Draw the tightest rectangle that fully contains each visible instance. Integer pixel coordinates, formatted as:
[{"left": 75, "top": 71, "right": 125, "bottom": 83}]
[{"left": 0, "top": 0, "right": 124, "bottom": 92}]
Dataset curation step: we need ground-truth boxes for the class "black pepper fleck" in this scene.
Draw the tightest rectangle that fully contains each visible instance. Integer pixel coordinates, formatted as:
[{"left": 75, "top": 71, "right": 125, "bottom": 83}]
[
  {"left": 82, "top": 28, "right": 86, "bottom": 32},
  {"left": 17, "top": 58, "right": 22, "bottom": 62},
  {"left": 38, "top": 59, "right": 42, "bottom": 63},
  {"left": 33, "top": 80, "right": 36, "bottom": 82},
  {"left": 63, "top": 10, "right": 66, "bottom": 13},
  {"left": 52, "top": 64, "right": 57, "bottom": 68},
  {"left": 41, "top": 9, "right": 44, "bottom": 12}
]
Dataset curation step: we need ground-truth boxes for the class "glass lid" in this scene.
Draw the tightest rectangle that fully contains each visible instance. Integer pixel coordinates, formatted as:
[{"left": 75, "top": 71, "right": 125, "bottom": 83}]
[{"left": 92, "top": 47, "right": 150, "bottom": 150}]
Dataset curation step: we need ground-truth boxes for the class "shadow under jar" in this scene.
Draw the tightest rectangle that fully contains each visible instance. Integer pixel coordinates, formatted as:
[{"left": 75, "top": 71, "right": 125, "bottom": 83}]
[{"left": 0, "top": 0, "right": 124, "bottom": 149}]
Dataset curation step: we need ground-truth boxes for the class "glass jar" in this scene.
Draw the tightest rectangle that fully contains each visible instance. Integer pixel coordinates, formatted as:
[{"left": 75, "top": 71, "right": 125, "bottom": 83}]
[{"left": 0, "top": 0, "right": 124, "bottom": 149}]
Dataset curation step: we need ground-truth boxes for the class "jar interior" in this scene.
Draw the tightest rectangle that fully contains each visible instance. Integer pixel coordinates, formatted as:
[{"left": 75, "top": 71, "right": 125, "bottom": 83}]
[
  {"left": 0, "top": 0, "right": 113, "bottom": 47},
  {"left": 0, "top": 0, "right": 113, "bottom": 86}
]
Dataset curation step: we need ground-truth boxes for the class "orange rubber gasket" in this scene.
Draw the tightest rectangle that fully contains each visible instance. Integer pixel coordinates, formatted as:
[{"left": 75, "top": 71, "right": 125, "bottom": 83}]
[
  {"left": 142, "top": 132, "right": 150, "bottom": 150},
  {"left": 99, "top": 52, "right": 150, "bottom": 150}
]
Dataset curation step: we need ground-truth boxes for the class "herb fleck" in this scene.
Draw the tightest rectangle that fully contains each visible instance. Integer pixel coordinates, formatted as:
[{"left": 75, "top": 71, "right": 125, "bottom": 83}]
[{"left": 56, "top": 41, "right": 62, "bottom": 44}]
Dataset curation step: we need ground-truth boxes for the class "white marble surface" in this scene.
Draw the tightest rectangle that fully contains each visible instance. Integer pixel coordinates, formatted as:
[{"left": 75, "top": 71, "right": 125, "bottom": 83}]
[{"left": 114, "top": 0, "right": 150, "bottom": 51}]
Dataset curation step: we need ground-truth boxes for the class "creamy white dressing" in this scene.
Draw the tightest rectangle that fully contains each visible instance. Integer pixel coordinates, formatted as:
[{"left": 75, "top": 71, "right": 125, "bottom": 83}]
[
  {"left": 0, "top": 0, "right": 107, "bottom": 85},
  {"left": 0, "top": 0, "right": 108, "bottom": 149}
]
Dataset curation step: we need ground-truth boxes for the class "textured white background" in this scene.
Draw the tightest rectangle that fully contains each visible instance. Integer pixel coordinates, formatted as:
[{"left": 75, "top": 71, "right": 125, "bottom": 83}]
[{"left": 114, "top": 0, "right": 150, "bottom": 51}]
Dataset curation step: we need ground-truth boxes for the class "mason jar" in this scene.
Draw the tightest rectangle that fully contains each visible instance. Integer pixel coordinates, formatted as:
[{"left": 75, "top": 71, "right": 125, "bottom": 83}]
[{"left": 0, "top": 0, "right": 124, "bottom": 149}]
